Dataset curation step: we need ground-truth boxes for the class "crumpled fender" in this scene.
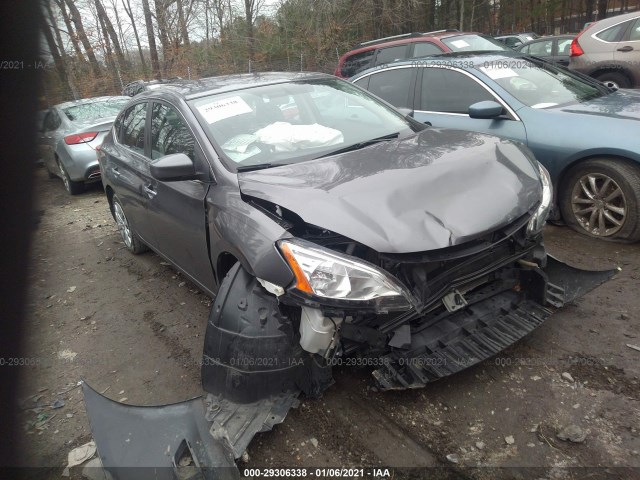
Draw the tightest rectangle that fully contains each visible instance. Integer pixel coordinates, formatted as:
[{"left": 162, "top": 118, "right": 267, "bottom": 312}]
[{"left": 82, "top": 381, "right": 239, "bottom": 480}]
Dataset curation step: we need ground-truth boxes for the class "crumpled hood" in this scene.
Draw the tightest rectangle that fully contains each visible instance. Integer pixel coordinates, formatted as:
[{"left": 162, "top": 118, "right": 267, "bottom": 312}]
[
  {"left": 238, "top": 129, "right": 542, "bottom": 253},
  {"left": 550, "top": 89, "right": 640, "bottom": 121}
]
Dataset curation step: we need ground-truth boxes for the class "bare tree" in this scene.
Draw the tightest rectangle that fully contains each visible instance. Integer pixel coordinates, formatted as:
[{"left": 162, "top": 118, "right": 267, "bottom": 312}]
[
  {"left": 122, "top": 0, "right": 147, "bottom": 72},
  {"left": 142, "top": 0, "right": 162, "bottom": 79},
  {"left": 94, "top": 0, "right": 130, "bottom": 72},
  {"left": 243, "top": 0, "right": 265, "bottom": 63},
  {"left": 63, "top": 0, "right": 102, "bottom": 77},
  {"left": 42, "top": 0, "right": 75, "bottom": 98},
  {"left": 54, "top": 0, "right": 84, "bottom": 61},
  {"left": 176, "top": 0, "right": 191, "bottom": 46}
]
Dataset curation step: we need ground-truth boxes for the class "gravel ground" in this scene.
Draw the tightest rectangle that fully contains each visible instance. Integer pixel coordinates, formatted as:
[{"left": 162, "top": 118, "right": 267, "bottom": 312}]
[{"left": 17, "top": 167, "right": 640, "bottom": 479}]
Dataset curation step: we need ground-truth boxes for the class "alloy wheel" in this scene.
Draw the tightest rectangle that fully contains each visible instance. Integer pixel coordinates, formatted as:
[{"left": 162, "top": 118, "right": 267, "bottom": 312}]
[
  {"left": 571, "top": 173, "right": 627, "bottom": 236},
  {"left": 113, "top": 202, "right": 133, "bottom": 248}
]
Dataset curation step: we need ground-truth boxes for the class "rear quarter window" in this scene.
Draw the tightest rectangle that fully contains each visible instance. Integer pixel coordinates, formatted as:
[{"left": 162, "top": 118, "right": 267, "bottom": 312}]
[{"left": 341, "top": 50, "right": 375, "bottom": 78}]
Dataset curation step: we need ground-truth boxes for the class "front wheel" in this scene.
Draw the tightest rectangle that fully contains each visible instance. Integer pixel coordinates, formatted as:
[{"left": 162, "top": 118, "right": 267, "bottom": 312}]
[
  {"left": 112, "top": 194, "right": 148, "bottom": 254},
  {"left": 559, "top": 158, "right": 640, "bottom": 242}
]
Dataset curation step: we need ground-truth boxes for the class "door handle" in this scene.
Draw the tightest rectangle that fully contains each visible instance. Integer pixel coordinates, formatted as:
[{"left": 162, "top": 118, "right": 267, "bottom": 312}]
[
  {"left": 112, "top": 166, "right": 121, "bottom": 176},
  {"left": 143, "top": 185, "right": 157, "bottom": 198},
  {"left": 617, "top": 45, "right": 633, "bottom": 52}
]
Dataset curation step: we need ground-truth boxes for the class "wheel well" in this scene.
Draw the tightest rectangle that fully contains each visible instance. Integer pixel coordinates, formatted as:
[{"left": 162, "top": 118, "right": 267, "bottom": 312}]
[
  {"left": 105, "top": 186, "right": 115, "bottom": 217},
  {"left": 591, "top": 67, "right": 633, "bottom": 83},
  {"left": 216, "top": 252, "right": 239, "bottom": 284},
  {"left": 557, "top": 155, "right": 639, "bottom": 192}
]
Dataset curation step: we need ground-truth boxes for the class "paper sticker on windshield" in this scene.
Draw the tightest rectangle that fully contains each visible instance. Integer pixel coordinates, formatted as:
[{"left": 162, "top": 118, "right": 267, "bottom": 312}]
[
  {"left": 480, "top": 66, "right": 518, "bottom": 80},
  {"left": 450, "top": 40, "right": 470, "bottom": 48},
  {"left": 197, "top": 96, "right": 252, "bottom": 124}
]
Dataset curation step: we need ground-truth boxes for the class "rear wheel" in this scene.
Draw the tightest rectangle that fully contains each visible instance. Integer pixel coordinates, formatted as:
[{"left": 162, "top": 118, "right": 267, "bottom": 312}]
[
  {"left": 58, "top": 160, "right": 84, "bottom": 195},
  {"left": 594, "top": 71, "right": 631, "bottom": 89},
  {"left": 559, "top": 158, "right": 640, "bottom": 242},
  {"left": 112, "top": 194, "right": 148, "bottom": 254}
]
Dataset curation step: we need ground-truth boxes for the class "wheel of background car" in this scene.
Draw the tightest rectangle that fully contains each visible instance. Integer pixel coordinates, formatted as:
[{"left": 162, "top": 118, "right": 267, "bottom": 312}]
[
  {"left": 594, "top": 71, "right": 632, "bottom": 89},
  {"left": 112, "top": 194, "right": 148, "bottom": 254},
  {"left": 559, "top": 158, "right": 640, "bottom": 242},
  {"left": 57, "top": 159, "right": 84, "bottom": 195}
]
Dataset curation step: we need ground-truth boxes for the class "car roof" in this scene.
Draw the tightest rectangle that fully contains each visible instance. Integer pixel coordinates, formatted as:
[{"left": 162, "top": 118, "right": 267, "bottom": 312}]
[
  {"left": 131, "top": 72, "right": 335, "bottom": 101},
  {"left": 342, "top": 31, "right": 492, "bottom": 57},
  {"left": 517, "top": 34, "right": 575, "bottom": 47},
  {"left": 590, "top": 10, "right": 639, "bottom": 27}
]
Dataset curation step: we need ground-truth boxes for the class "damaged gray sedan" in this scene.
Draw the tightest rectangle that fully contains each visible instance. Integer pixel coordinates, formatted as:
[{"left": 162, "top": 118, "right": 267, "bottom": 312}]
[{"left": 89, "top": 72, "right": 614, "bottom": 477}]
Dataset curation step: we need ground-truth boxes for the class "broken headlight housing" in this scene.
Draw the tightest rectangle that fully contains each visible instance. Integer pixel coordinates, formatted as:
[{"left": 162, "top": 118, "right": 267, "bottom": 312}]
[
  {"left": 527, "top": 163, "right": 552, "bottom": 237},
  {"left": 278, "top": 239, "right": 413, "bottom": 311}
]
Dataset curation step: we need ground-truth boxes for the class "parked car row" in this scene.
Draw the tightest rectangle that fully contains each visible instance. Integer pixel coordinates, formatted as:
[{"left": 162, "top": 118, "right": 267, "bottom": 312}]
[{"left": 34, "top": 16, "right": 629, "bottom": 477}]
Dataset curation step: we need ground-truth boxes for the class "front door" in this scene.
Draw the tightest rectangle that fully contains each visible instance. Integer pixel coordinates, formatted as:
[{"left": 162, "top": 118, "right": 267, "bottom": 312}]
[
  {"left": 412, "top": 66, "right": 528, "bottom": 144},
  {"left": 146, "top": 101, "right": 215, "bottom": 293}
]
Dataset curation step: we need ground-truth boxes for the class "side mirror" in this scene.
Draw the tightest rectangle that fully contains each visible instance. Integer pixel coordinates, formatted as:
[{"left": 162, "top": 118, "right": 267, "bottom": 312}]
[
  {"left": 468, "top": 101, "right": 505, "bottom": 119},
  {"left": 150, "top": 153, "right": 197, "bottom": 181}
]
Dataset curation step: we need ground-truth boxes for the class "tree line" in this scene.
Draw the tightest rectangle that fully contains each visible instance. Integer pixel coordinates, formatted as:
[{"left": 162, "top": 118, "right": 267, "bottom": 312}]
[{"left": 41, "top": 0, "right": 640, "bottom": 103}]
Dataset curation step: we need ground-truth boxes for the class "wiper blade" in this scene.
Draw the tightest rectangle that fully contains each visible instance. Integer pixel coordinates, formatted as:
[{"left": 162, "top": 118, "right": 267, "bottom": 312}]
[
  {"left": 317, "top": 133, "right": 400, "bottom": 159},
  {"left": 236, "top": 163, "right": 289, "bottom": 173}
]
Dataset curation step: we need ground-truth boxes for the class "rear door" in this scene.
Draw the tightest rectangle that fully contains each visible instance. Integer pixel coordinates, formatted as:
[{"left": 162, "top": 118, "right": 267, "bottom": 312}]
[
  {"left": 352, "top": 66, "right": 417, "bottom": 110},
  {"left": 146, "top": 100, "right": 215, "bottom": 293},
  {"left": 104, "top": 101, "right": 157, "bottom": 244},
  {"left": 413, "top": 66, "right": 527, "bottom": 143}
]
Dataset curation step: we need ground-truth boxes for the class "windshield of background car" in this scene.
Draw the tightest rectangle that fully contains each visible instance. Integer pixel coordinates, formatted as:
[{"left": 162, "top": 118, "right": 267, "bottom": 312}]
[
  {"left": 478, "top": 59, "right": 606, "bottom": 107},
  {"left": 442, "top": 35, "right": 510, "bottom": 52},
  {"left": 189, "top": 79, "right": 417, "bottom": 171},
  {"left": 62, "top": 98, "right": 129, "bottom": 123}
]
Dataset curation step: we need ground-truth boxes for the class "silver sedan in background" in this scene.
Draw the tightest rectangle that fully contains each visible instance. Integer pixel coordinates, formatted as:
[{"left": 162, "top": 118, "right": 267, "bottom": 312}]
[{"left": 38, "top": 96, "right": 129, "bottom": 194}]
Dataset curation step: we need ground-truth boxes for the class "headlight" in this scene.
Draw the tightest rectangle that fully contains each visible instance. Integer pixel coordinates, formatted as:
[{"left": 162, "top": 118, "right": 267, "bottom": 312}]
[
  {"left": 527, "top": 163, "right": 553, "bottom": 236},
  {"left": 278, "top": 239, "right": 412, "bottom": 311}
]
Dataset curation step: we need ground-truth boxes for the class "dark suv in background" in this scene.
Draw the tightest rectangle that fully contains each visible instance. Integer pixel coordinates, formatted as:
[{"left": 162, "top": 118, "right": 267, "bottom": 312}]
[
  {"left": 334, "top": 30, "right": 510, "bottom": 78},
  {"left": 569, "top": 10, "right": 640, "bottom": 89}
]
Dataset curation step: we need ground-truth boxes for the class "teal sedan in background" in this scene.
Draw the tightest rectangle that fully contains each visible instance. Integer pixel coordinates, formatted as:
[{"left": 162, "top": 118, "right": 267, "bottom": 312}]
[{"left": 351, "top": 52, "right": 640, "bottom": 242}]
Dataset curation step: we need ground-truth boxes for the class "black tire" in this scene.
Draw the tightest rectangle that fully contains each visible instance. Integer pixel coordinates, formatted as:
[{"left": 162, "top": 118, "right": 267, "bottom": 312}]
[
  {"left": 594, "top": 71, "right": 632, "bottom": 89},
  {"left": 57, "top": 160, "right": 84, "bottom": 195},
  {"left": 559, "top": 158, "right": 640, "bottom": 242},
  {"left": 112, "top": 194, "right": 148, "bottom": 254}
]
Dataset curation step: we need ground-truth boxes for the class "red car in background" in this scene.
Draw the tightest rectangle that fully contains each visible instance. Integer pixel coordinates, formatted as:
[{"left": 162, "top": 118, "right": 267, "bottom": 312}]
[{"left": 335, "top": 30, "right": 510, "bottom": 78}]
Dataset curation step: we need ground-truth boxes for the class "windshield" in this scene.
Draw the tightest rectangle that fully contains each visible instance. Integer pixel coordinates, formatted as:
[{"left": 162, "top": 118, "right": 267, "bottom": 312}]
[
  {"left": 478, "top": 58, "right": 608, "bottom": 107},
  {"left": 190, "top": 79, "right": 418, "bottom": 171},
  {"left": 442, "top": 35, "right": 510, "bottom": 52},
  {"left": 63, "top": 98, "right": 129, "bottom": 123}
]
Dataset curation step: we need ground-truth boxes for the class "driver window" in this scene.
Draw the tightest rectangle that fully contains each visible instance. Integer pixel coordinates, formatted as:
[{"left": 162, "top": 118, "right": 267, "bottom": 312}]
[
  {"left": 150, "top": 103, "right": 195, "bottom": 161},
  {"left": 420, "top": 68, "right": 495, "bottom": 114}
]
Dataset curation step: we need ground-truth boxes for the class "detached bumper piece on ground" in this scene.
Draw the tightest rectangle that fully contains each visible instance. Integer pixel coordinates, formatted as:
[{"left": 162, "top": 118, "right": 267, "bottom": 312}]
[{"left": 83, "top": 255, "right": 616, "bottom": 479}]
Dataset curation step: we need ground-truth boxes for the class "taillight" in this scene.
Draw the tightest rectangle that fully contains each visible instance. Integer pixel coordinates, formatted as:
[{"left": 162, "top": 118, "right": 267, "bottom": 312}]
[
  {"left": 64, "top": 132, "right": 98, "bottom": 145},
  {"left": 570, "top": 37, "right": 584, "bottom": 57}
]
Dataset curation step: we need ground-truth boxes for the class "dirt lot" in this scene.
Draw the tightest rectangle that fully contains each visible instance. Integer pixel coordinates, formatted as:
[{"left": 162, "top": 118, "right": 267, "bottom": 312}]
[{"left": 17, "top": 166, "right": 640, "bottom": 478}]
